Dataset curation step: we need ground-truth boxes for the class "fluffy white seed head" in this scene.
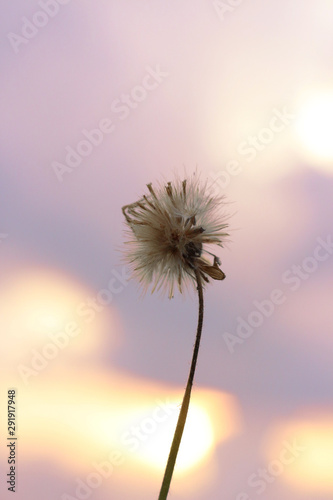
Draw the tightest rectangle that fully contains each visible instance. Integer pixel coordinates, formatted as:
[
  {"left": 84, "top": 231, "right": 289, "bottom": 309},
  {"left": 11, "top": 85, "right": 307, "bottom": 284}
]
[{"left": 122, "top": 173, "right": 229, "bottom": 298}]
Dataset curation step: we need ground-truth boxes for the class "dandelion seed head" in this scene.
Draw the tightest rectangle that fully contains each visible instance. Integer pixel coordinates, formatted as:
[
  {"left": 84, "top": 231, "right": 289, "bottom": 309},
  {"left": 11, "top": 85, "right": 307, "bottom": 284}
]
[{"left": 122, "top": 173, "right": 229, "bottom": 298}]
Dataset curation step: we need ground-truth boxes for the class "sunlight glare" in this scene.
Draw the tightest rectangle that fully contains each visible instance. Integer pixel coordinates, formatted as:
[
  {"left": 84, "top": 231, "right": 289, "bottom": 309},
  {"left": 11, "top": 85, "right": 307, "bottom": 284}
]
[
  {"left": 264, "top": 415, "right": 333, "bottom": 494},
  {"left": 139, "top": 402, "right": 214, "bottom": 474},
  {"left": 0, "top": 267, "right": 114, "bottom": 362},
  {"left": 295, "top": 92, "right": 333, "bottom": 170}
]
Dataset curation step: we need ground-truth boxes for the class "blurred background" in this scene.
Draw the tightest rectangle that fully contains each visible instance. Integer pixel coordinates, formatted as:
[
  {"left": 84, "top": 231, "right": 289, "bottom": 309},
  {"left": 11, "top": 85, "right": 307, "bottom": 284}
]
[{"left": 1, "top": 1, "right": 333, "bottom": 499}]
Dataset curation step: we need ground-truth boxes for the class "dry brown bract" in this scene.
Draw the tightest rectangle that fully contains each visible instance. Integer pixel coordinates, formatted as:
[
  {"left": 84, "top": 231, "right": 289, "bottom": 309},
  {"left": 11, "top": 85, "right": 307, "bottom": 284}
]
[{"left": 122, "top": 173, "right": 229, "bottom": 298}]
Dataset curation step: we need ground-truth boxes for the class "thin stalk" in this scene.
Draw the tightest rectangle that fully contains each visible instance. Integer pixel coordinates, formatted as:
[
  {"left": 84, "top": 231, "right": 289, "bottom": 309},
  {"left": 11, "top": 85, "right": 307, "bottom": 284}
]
[{"left": 158, "top": 267, "right": 204, "bottom": 500}]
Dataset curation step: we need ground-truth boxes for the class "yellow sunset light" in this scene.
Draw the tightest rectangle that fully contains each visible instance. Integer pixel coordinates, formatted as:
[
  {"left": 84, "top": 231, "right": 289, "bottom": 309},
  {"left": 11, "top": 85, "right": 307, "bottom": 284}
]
[
  {"left": 264, "top": 415, "right": 333, "bottom": 494},
  {"left": 138, "top": 402, "right": 214, "bottom": 474},
  {"left": 3, "top": 372, "right": 240, "bottom": 488},
  {"left": 295, "top": 92, "right": 333, "bottom": 171},
  {"left": 0, "top": 267, "right": 115, "bottom": 364}
]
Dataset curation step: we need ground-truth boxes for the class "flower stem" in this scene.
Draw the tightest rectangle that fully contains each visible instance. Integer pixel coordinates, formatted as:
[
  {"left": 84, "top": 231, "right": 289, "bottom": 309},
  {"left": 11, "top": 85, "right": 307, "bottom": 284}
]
[{"left": 158, "top": 268, "right": 204, "bottom": 500}]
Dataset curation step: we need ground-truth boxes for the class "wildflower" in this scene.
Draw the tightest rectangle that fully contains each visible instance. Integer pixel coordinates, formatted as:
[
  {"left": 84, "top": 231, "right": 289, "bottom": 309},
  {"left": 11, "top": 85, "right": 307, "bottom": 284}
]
[
  {"left": 122, "top": 173, "right": 229, "bottom": 298},
  {"left": 121, "top": 172, "right": 231, "bottom": 499}
]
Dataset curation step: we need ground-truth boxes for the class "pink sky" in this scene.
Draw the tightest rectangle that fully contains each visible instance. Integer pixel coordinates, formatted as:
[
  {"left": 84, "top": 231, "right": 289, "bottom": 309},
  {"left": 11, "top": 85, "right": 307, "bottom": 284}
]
[{"left": 1, "top": 1, "right": 333, "bottom": 499}]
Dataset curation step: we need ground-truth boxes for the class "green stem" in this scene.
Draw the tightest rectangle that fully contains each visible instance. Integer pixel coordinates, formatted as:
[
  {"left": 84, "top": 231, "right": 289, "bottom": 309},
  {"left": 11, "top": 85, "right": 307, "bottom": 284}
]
[{"left": 158, "top": 268, "right": 204, "bottom": 500}]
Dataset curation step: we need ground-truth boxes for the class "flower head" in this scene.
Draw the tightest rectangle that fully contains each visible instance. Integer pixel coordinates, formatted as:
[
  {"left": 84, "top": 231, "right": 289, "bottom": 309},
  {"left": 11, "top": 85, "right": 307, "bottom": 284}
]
[{"left": 122, "top": 173, "right": 229, "bottom": 298}]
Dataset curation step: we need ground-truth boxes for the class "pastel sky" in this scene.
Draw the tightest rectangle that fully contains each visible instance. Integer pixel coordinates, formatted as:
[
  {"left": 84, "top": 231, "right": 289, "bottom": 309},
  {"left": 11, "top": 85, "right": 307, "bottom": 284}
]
[{"left": 1, "top": 1, "right": 333, "bottom": 499}]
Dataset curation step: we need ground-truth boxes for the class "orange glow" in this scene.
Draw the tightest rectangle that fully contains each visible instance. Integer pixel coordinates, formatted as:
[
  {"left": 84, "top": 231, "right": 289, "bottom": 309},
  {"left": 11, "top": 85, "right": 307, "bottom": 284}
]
[
  {"left": 263, "top": 413, "right": 333, "bottom": 494},
  {"left": 133, "top": 390, "right": 238, "bottom": 476},
  {"left": 0, "top": 266, "right": 241, "bottom": 495},
  {"left": 129, "top": 401, "right": 214, "bottom": 473},
  {"left": 0, "top": 364, "right": 240, "bottom": 494},
  {"left": 0, "top": 267, "right": 119, "bottom": 370}
]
